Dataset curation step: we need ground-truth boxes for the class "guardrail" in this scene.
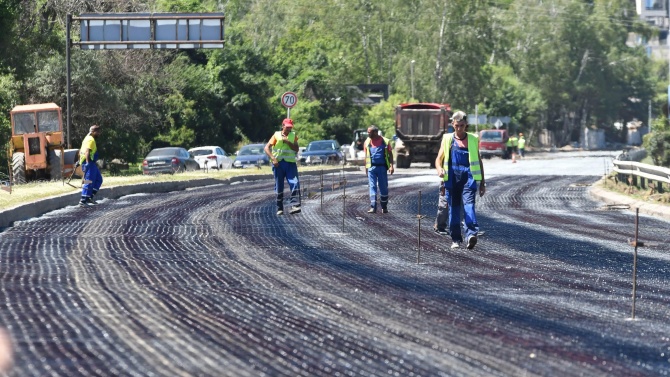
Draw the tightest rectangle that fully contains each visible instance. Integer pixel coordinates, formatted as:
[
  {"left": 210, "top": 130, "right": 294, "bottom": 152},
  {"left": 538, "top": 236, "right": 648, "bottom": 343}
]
[{"left": 612, "top": 160, "right": 670, "bottom": 192}]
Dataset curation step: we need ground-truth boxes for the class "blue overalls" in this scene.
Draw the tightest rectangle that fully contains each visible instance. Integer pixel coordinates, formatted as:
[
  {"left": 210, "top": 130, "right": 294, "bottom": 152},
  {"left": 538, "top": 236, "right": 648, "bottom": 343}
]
[
  {"left": 444, "top": 138, "right": 479, "bottom": 243},
  {"left": 273, "top": 160, "right": 300, "bottom": 211},
  {"left": 81, "top": 151, "right": 103, "bottom": 202},
  {"left": 367, "top": 143, "right": 388, "bottom": 211}
]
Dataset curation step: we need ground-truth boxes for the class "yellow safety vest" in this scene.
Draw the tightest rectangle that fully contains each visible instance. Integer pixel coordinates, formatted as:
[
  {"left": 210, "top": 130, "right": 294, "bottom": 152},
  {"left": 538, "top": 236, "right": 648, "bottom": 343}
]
[
  {"left": 79, "top": 134, "right": 97, "bottom": 164},
  {"left": 507, "top": 136, "right": 518, "bottom": 147},
  {"left": 518, "top": 137, "right": 526, "bottom": 149},
  {"left": 271, "top": 131, "right": 297, "bottom": 162},
  {"left": 441, "top": 133, "right": 482, "bottom": 181},
  {"left": 364, "top": 136, "right": 391, "bottom": 169}
]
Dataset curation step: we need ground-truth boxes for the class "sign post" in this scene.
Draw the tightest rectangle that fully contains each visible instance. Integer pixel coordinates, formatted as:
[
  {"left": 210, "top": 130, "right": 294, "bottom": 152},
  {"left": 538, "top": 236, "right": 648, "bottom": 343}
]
[{"left": 281, "top": 91, "right": 297, "bottom": 118}]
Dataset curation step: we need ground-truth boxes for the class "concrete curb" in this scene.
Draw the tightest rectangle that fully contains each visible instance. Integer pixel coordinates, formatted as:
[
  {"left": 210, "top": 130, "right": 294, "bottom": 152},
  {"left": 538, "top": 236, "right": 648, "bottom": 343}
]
[
  {"left": 0, "top": 167, "right": 361, "bottom": 230},
  {"left": 589, "top": 178, "right": 670, "bottom": 222}
]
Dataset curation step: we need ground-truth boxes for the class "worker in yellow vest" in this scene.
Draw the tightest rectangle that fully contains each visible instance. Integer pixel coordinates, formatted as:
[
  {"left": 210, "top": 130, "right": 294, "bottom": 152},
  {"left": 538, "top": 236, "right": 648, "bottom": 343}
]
[
  {"left": 78, "top": 125, "right": 103, "bottom": 207},
  {"left": 435, "top": 111, "right": 485, "bottom": 250},
  {"left": 264, "top": 118, "right": 301, "bottom": 215},
  {"left": 518, "top": 133, "right": 526, "bottom": 158},
  {"left": 507, "top": 133, "right": 518, "bottom": 163}
]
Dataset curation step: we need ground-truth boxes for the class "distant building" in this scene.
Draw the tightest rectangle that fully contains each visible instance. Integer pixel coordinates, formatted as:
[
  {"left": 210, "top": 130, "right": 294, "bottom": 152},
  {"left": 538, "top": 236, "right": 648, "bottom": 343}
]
[
  {"left": 348, "top": 84, "right": 389, "bottom": 106},
  {"left": 630, "top": 1, "right": 669, "bottom": 59}
]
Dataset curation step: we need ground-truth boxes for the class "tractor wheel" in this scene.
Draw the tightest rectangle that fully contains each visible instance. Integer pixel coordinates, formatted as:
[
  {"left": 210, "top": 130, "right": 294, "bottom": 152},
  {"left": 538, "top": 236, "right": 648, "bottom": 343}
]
[
  {"left": 12, "top": 152, "right": 26, "bottom": 185},
  {"left": 49, "top": 149, "right": 63, "bottom": 181}
]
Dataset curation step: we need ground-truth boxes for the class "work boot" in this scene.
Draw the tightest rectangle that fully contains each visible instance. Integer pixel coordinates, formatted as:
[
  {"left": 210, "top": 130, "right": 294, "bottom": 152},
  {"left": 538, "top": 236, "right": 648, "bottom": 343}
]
[
  {"left": 466, "top": 235, "right": 478, "bottom": 250},
  {"left": 289, "top": 206, "right": 301, "bottom": 214},
  {"left": 86, "top": 197, "right": 97, "bottom": 205},
  {"left": 277, "top": 209, "right": 284, "bottom": 215},
  {"left": 78, "top": 201, "right": 90, "bottom": 208},
  {"left": 367, "top": 207, "right": 376, "bottom": 213},
  {"left": 450, "top": 242, "right": 460, "bottom": 249}
]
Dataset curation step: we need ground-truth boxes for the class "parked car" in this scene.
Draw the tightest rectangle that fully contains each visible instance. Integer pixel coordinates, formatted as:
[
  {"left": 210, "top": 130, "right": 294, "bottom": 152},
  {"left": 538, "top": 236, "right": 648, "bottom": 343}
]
[
  {"left": 142, "top": 147, "right": 200, "bottom": 174},
  {"left": 300, "top": 140, "right": 343, "bottom": 165},
  {"left": 479, "top": 129, "right": 510, "bottom": 159},
  {"left": 188, "top": 146, "right": 233, "bottom": 170},
  {"left": 233, "top": 143, "right": 270, "bottom": 168}
]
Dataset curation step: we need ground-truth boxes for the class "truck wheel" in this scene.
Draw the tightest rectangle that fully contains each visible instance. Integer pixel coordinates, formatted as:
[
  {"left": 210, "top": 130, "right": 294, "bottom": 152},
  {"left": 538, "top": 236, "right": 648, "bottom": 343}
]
[
  {"left": 48, "top": 149, "right": 63, "bottom": 180},
  {"left": 12, "top": 152, "right": 26, "bottom": 184},
  {"left": 396, "top": 155, "right": 410, "bottom": 169}
]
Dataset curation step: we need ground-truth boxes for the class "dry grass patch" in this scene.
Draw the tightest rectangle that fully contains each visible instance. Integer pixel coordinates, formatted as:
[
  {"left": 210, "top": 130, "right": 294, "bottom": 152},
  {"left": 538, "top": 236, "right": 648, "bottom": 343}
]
[{"left": 0, "top": 165, "right": 349, "bottom": 211}]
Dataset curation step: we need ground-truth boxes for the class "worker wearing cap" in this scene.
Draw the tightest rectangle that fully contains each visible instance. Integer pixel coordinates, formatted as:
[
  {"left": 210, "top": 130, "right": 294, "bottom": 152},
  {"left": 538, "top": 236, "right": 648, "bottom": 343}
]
[
  {"left": 435, "top": 111, "right": 485, "bottom": 250},
  {"left": 364, "top": 125, "right": 394, "bottom": 213},
  {"left": 518, "top": 133, "right": 526, "bottom": 158},
  {"left": 265, "top": 118, "right": 301, "bottom": 215},
  {"left": 78, "top": 125, "right": 103, "bottom": 207}
]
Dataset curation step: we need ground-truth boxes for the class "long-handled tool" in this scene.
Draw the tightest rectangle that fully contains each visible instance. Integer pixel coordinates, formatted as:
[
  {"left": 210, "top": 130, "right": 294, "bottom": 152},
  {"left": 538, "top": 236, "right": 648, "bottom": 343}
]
[{"left": 65, "top": 161, "right": 82, "bottom": 188}]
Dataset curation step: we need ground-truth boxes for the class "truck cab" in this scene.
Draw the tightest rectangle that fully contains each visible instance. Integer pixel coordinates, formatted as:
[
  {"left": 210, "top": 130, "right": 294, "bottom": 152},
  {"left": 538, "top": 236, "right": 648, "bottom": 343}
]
[{"left": 478, "top": 129, "right": 510, "bottom": 159}]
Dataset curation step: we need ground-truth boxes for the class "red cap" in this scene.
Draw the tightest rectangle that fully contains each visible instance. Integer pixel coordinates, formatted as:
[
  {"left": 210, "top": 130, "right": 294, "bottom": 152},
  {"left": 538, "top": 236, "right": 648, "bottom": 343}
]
[{"left": 282, "top": 118, "right": 294, "bottom": 127}]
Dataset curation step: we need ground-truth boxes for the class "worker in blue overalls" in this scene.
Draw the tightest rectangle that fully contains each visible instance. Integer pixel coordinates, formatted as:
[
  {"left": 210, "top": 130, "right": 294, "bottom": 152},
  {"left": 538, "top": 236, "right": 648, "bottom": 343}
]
[
  {"left": 364, "top": 125, "right": 394, "bottom": 213},
  {"left": 264, "top": 118, "right": 301, "bottom": 215},
  {"left": 435, "top": 111, "right": 486, "bottom": 250},
  {"left": 78, "top": 125, "right": 103, "bottom": 208}
]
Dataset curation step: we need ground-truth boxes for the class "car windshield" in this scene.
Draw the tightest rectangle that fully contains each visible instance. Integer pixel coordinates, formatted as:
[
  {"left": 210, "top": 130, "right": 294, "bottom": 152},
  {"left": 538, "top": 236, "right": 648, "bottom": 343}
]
[
  {"left": 480, "top": 131, "right": 503, "bottom": 142},
  {"left": 147, "top": 148, "right": 180, "bottom": 157},
  {"left": 239, "top": 145, "right": 264, "bottom": 156},
  {"left": 191, "top": 149, "right": 213, "bottom": 156},
  {"left": 307, "top": 141, "right": 335, "bottom": 151}
]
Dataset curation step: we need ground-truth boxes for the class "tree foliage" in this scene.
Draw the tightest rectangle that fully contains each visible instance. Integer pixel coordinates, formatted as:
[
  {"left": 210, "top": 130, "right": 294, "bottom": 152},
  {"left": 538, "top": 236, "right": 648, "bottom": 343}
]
[{"left": 0, "top": 0, "right": 664, "bottom": 170}]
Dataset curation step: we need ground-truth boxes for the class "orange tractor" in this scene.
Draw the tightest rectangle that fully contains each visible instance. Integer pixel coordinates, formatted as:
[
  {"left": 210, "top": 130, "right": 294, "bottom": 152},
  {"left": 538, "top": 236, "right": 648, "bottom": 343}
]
[{"left": 8, "top": 103, "right": 79, "bottom": 184}]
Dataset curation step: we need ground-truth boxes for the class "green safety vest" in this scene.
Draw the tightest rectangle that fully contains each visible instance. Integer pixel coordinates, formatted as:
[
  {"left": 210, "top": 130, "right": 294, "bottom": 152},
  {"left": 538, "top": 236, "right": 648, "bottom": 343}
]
[
  {"left": 364, "top": 136, "right": 391, "bottom": 169},
  {"left": 272, "top": 131, "right": 297, "bottom": 162},
  {"left": 518, "top": 137, "right": 526, "bottom": 149},
  {"left": 507, "top": 136, "right": 518, "bottom": 147},
  {"left": 441, "top": 133, "right": 482, "bottom": 182}
]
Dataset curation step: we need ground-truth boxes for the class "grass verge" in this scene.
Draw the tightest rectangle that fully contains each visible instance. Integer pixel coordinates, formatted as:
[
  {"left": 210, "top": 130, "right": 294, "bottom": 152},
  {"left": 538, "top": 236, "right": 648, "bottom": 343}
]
[
  {"left": 0, "top": 165, "right": 351, "bottom": 211},
  {"left": 598, "top": 173, "right": 670, "bottom": 205}
]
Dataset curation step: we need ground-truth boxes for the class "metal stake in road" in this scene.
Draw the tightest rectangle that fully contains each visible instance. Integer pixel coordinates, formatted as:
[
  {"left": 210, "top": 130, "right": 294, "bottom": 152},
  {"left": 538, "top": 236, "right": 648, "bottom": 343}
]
[
  {"left": 342, "top": 173, "right": 346, "bottom": 233},
  {"left": 417, "top": 190, "right": 424, "bottom": 264},
  {"left": 631, "top": 208, "right": 639, "bottom": 319}
]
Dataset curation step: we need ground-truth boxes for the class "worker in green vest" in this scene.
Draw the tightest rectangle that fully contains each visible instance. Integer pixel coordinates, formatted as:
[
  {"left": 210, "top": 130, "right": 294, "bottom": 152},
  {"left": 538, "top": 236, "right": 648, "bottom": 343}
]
[
  {"left": 435, "top": 111, "right": 486, "bottom": 250},
  {"left": 507, "top": 133, "right": 518, "bottom": 163},
  {"left": 264, "top": 118, "right": 301, "bottom": 215},
  {"left": 518, "top": 133, "right": 526, "bottom": 158}
]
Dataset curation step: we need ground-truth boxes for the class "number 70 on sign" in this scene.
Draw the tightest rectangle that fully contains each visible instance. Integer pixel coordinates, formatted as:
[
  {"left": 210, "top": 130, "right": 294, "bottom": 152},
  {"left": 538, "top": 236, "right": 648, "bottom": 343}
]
[{"left": 281, "top": 91, "right": 298, "bottom": 118}]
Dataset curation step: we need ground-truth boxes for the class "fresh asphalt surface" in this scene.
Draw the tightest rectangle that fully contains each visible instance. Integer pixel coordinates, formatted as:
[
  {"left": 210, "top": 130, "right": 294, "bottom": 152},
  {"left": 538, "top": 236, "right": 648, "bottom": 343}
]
[{"left": 1, "top": 151, "right": 669, "bottom": 376}]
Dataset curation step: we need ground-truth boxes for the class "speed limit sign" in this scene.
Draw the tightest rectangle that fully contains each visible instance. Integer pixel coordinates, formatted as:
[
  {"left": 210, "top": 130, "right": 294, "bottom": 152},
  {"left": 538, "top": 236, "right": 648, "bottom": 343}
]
[{"left": 281, "top": 92, "right": 298, "bottom": 108}]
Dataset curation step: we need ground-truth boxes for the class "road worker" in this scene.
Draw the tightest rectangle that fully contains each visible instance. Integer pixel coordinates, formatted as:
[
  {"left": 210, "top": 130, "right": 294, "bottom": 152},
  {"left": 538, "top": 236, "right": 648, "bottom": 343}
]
[
  {"left": 518, "top": 133, "right": 526, "bottom": 158},
  {"left": 78, "top": 125, "right": 103, "bottom": 207},
  {"left": 507, "top": 133, "right": 518, "bottom": 163},
  {"left": 264, "top": 118, "right": 301, "bottom": 215},
  {"left": 364, "top": 125, "right": 394, "bottom": 213},
  {"left": 435, "top": 111, "right": 486, "bottom": 250}
]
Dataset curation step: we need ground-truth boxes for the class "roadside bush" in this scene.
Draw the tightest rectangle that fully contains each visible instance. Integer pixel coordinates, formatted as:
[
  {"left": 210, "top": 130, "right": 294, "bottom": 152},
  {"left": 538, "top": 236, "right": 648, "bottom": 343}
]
[{"left": 642, "top": 131, "right": 670, "bottom": 167}]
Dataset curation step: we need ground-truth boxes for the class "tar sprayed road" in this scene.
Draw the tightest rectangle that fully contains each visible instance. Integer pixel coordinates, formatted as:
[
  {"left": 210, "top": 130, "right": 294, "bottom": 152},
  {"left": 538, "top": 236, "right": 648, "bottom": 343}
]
[{"left": 1, "top": 152, "right": 669, "bottom": 377}]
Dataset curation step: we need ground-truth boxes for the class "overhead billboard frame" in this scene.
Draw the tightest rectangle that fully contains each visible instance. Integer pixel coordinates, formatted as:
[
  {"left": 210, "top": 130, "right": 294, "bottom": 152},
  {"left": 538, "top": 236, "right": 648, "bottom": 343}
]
[{"left": 65, "top": 13, "right": 225, "bottom": 147}]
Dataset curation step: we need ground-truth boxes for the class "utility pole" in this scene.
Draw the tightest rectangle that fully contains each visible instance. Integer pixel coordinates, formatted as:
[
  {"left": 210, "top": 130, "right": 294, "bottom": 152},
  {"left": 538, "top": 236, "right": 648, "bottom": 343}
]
[
  {"left": 410, "top": 60, "right": 415, "bottom": 100},
  {"left": 648, "top": 99, "right": 652, "bottom": 134}
]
